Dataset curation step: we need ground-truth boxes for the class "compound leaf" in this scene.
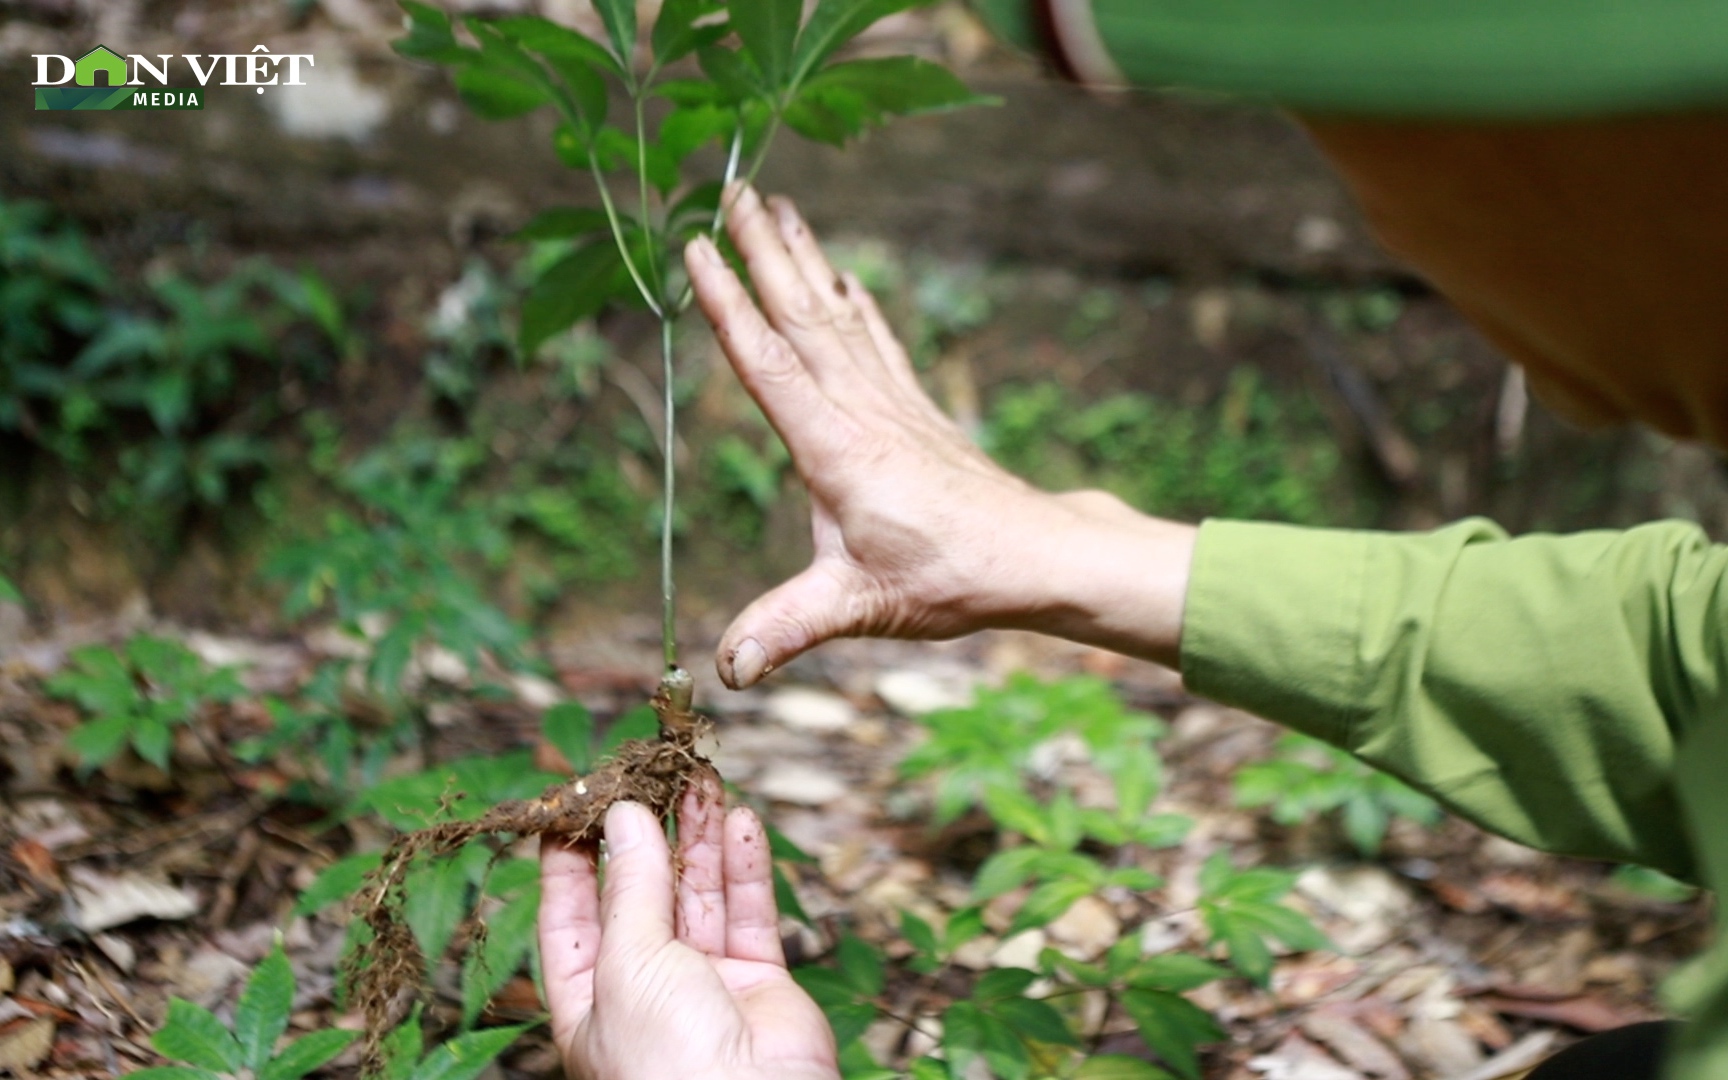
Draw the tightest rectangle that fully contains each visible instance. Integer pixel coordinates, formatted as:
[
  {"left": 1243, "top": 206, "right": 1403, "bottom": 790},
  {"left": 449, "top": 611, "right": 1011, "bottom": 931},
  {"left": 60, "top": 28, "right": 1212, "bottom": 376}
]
[
  {"left": 236, "top": 944, "right": 294, "bottom": 1072},
  {"left": 154, "top": 1000, "right": 242, "bottom": 1074},
  {"left": 730, "top": 0, "right": 801, "bottom": 87}
]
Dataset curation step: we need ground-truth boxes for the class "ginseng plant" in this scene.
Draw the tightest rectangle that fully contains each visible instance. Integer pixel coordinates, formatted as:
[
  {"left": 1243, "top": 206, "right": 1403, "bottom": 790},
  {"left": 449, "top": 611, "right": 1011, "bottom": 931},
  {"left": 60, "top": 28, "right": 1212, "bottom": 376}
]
[{"left": 345, "top": 0, "right": 993, "bottom": 1065}]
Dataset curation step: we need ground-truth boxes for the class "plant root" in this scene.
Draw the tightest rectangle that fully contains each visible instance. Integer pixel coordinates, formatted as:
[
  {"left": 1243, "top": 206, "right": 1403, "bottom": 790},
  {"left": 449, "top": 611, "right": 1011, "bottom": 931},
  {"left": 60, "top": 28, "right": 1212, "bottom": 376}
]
[{"left": 346, "top": 676, "right": 713, "bottom": 1073}]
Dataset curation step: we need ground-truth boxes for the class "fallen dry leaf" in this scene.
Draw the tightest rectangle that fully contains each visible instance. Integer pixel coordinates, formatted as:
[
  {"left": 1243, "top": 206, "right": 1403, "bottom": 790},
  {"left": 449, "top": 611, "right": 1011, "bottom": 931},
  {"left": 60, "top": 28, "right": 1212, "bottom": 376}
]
[
  {"left": 1299, "top": 1005, "right": 1410, "bottom": 1080},
  {"left": 0, "top": 1016, "right": 54, "bottom": 1072},
  {"left": 67, "top": 867, "right": 197, "bottom": 933},
  {"left": 1477, "top": 993, "right": 1657, "bottom": 1033}
]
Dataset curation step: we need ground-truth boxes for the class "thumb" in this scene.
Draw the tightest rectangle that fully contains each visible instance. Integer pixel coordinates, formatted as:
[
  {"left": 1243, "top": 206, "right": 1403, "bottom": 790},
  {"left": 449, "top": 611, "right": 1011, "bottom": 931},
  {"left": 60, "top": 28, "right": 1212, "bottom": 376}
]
[
  {"left": 717, "top": 561, "right": 859, "bottom": 689},
  {"left": 596, "top": 802, "right": 674, "bottom": 962}
]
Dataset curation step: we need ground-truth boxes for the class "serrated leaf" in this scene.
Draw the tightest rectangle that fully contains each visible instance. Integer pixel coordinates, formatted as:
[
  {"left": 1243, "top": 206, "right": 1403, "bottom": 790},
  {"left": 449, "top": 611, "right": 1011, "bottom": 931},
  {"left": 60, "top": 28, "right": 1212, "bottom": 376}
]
[
  {"left": 982, "top": 784, "right": 1048, "bottom": 844},
  {"left": 408, "top": 1024, "right": 532, "bottom": 1080},
  {"left": 461, "top": 886, "right": 541, "bottom": 1026},
  {"left": 824, "top": 1001, "right": 876, "bottom": 1049},
  {"left": 520, "top": 242, "right": 627, "bottom": 356},
  {"left": 297, "top": 860, "right": 379, "bottom": 922},
  {"left": 1205, "top": 909, "right": 1274, "bottom": 987},
  {"left": 592, "top": 0, "right": 637, "bottom": 68},
  {"left": 901, "top": 910, "right": 939, "bottom": 960},
  {"left": 394, "top": 1, "right": 473, "bottom": 64},
  {"left": 973, "top": 846, "right": 1040, "bottom": 901},
  {"left": 236, "top": 945, "right": 294, "bottom": 1072},
  {"left": 260, "top": 1029, "right": 359, "bottom": 1080},
  {"left": 541, "top": 700, "right": 595, "bottom": 774},
  {"left": 944, "top": 905, "right": 985, "bottom": 951},
  {"left": 125, "top": 1070, "right": 223, "bottom": 1080},
  {"left": 1119, "top": 989, "right": 1222, "bottom": 1080},
  {"left": 598, "top": 704, "right": 659, "bottom": 756},
  {"left": 1122, "top": 954, "right": 1230, "bottom": 993},
  {"left": 1007, "top": 879, "right": 1092, "bottom": 936},
  {"left": 697, "top": 45, "right": 765, "bottom": 104},
  {"left": 381, "top": 1012, "right": 425, "bottom": 1080},
  {"left": 454, "top": 61, "right": 547, "bottom": 120},
  {"left": 69, "top": 714, "right": 135, "bottom": 768},
  {"left": 792, "top": 966, "right": 859, "bottom": 1009},
  {"left": 766, "top": 822, "right": 817, "bottom": 864},
  {"left": 835, "top": 934, "right": 885, "bottom": 997},
  {"left": 730, "top": 0, "right": 801, "bottom": 86},
  {"left": 653, "top": 0, "right": 725, "bottom": 64},
  {"left": 405, "top": 845, "right": 486, "bottom": 966},
  {"left": 154, "top": 999, "right": 243, "bottom": 1073},
  {"left": 785, "top": 56, "right": 995, "bottom": 145},
  {"left": 132, "top": 715, "right": 172, "bottom": 771},
  {"left": 974, "top": 967, "right": 1037, "bottom": 1001},
  {"left": 989, "top": 996, "right": 1080, "bottom": 1047},
  {"left": 791, "top": 0, "right": 926, "bottom": 85}
]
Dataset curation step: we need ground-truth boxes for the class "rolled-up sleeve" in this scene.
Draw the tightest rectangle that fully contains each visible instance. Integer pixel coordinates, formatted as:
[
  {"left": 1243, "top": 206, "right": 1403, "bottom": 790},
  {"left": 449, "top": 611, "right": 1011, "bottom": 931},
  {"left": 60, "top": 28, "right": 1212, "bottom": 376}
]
[{"left": 1180, "top": 517, "right": 1728, "bottom": 879}]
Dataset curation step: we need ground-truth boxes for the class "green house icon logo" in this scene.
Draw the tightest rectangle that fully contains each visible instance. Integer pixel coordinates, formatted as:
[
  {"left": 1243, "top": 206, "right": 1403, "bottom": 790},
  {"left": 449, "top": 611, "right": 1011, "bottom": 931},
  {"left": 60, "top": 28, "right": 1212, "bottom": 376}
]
[{"left": 74, "top": 45, "right": 127, "bottom": 87}]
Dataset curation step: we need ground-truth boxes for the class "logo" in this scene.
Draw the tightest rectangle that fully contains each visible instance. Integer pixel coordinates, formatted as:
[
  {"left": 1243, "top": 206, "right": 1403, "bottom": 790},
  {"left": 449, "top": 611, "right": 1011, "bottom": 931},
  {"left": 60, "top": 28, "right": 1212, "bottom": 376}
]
[{"left": 33, "top": 44, "right": 314, "bottom": 111}]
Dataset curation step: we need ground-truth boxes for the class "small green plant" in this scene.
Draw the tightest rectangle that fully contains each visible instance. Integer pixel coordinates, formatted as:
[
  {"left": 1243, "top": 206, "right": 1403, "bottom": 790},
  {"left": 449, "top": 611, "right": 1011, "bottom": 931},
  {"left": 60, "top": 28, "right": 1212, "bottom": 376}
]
[
  {"left": 0, "top": 572, "right": 20, "bottom": 604},
  {"left": 45, "top": 635, "right": 244, "bottom": 772},
  {"left": 984, "top": 368, "right": 1346, "bottom": 526},
  {"left": 1234, "top": 733, "right": 1442, "bottom": 857},
  {"left": 1, "top": 197, "right": 346, "bottom": 520},
  {"left": 1609, "top": 864, "right": 1698, "bottom": 904},
  {"left": 266, "top": 437, "right": 528, "bottom": 700},
  {"left": 395, "top": 0, "right": 992, "bottom": 673},
  {"left": 799, "top": 674, "right": 1331, "bottom": 1078},
  {"left": 131, "top": 943, "right": 358, "bottom": 1080}
]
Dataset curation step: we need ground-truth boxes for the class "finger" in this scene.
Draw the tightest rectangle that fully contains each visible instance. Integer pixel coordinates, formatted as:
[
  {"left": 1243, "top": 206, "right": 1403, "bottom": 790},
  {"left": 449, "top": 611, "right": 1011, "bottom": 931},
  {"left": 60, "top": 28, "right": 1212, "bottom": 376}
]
[
  {"left": 723, "top": 807, "right": 787, "bottom": 966},
  {"left": 766, "top": 198, "right": 890, "bottom": 377},
  {"left": 674, "top": 773, "right": 727, "bottom": 956},
  {"left": 717, "top": 560, "right": 859, "bottom": 689},
  {"left": 685, "top": 236, "right": 846, "bottom": 466},
  {"left": 724, "top": 185, "right": 865, "bottom": 396},
  {"left": 538, "top": 834, "right": 600, "bottom": 1029},
  {"left": 596, "top": 801, "right": 675, "bottom": 964},
  {"left": 845, "top": 271, "right": 928, "bottom": 402}
]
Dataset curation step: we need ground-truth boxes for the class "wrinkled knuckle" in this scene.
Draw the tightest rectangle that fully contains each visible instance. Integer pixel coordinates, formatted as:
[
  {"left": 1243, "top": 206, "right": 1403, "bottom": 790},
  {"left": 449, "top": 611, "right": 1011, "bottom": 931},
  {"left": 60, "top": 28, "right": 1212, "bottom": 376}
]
[
  {"left": 751, "top": 335, "right": 804, "bottom": 386},
  {"left": 779, "top": 286, "right": 831, "bottom": 335}
]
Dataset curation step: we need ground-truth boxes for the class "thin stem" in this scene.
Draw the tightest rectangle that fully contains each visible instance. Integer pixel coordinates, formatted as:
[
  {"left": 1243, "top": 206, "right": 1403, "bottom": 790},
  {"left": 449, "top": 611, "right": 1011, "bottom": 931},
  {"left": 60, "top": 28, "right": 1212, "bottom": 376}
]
[
  {"left": 634, "top": 88, "right": 661, "bottom": 302},
  {"left": 659, "top": 315, "right": 677, "bottom": 669},
  {"left": 672, "top": 119, "right": 752, "bottom": 316},
  {"left": 586, "top": 147, "right": 664, "bottom": 320}
]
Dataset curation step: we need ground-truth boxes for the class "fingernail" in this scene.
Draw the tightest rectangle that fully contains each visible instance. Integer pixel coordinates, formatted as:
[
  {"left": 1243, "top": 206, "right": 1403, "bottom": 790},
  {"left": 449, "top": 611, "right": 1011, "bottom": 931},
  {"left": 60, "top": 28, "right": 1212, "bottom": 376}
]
[
  {"left": 731, "top": 181, "right": 761, "bottom": 213},
  {"left": 692, "top": 235, "right": 725, "bottom": 269},
  {"left": 605, "top": 801, "right": 648, "bottom": 852},
  {"left": 731, "top": 638, "right": 769, "bottom": 687}
]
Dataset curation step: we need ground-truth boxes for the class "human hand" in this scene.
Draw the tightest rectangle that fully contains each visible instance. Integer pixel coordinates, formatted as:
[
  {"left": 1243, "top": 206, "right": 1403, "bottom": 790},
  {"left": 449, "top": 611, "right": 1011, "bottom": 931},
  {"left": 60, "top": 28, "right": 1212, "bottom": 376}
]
[
  {"left": 538, "top": 781, "right": 839, "bottom": 1080},
  {"left": 684, "top": 184, "right": 1196, "bottom": 688}
]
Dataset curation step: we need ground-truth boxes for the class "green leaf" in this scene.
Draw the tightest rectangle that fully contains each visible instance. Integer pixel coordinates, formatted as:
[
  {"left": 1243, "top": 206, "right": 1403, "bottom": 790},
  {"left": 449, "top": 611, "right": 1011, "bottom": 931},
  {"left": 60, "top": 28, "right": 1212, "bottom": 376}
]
[
  {"left": 394, "top": 1, "right": 473, "bottom": 64},
  {"left": 1119, "top": 989, "right": 1223, "bottom": 1080},
  {"left": 125, "top": 1070, "right": 224, "bottom": 1080},
  {"left": 989, "top": 996, "right": 1080, "bottom": 1047},
  {"left": 498, "top": 21, "right": 610, "bottom": 127},
  {"left": 0, "top": 574, "right": 21, "bottom": 604},
  {"left": 973, "top": 846, "right": 1040, "bottom": 901},
  {"left": 260, "top": 1030, "right": 360, "bottom": 1080},
  {"left": 981, "top": 784, "right": 1048, "bottom": 844},
  {"left": 792, "top": 966, "right": 859, "bottom": 1009},
  {"left": 974, "top": 967, "right": 1036, "bottom": 1001},
  {"left": 836, "top": 934, "right": 885, "bottom": 997},
  {"left": 512, "top": 207, "right": 613, "bottom": 243},
  {"left": 1122, "top": 954, "right": 1230, "bottom": 993},
  {"left": 774, "top": 862, "right": 811, "bottom": 924},
  {"left": 659, "top": 104, "right": 736, "bottom": 165},
  {"left": 1041, "top": 948, "right": 1111, "bottom": 989},
  {"left": 1007, "top": 879, "right": 1092, "bottom": 936},
  {"left": 652, "top": 0, "right": 725, "bottom": 64},
  {"left": 236, "top": 945, "right": 295, "bottom": 1072},
  {"left": 697, "top": 45, "right": 766, "bottom": 104},
  {"left": 454, "top": 60, "right": 548, "bottom": 120},
  {"left": 1074, "top": 1056, "right": 1178, "bottom": 1080},
  {"left": 542, "top": 701, "right": 595, "bottom": 774},
  {"left": 1133, "top": 813, "right": 1194, "bottom": 849},
  {"left": 68, "top": 714, "right": 135, "bottom": 768},
  {"left": 132, "top": 715, "right": 173, "bottom": 771},
  {"left": 599, "top": 704, "right": 659, "bottom": 756},
  {"left": 296, "top": 853, "right": 384, "bottom": 916},
  {"left": 408, "top": 1024, "right": 533, "bottom": 1080},
  {"left": 944, "top": 905, "right": 986, "bottom": 951},
  {"left": 591, "top": 0, "right": 637, "bottom": 68},
  {"left": 153, "top": 999, "right": 243, "bottom": 1073},
  {"left": 520, "top": 242, "right": 627, "bottom": 356},
  {"left": 461, "top": 886, "right": 541, "bottom": 1026},
  {"left": 766, "top": 822, "right": 817, "bottom": 864},
  {"left": 791, "top": 0, "right": 926, "bottom": 85},
  {"left": 785, "top": 56, "right": 996, "bottom": 145},
  {"left": 730, "top": 0, "right": 801, "bottom": 86},
  {"left": 381, "top": 1012, "right": 425, "bottom": 1080},
  {"left": 901, "top": 910, "right": 939, "bottom": 960},
  {"left": 1205, "top": 909, "right": 1274, "bottom": 987},
  {"left": 405, "top": 844, "right": 488, "bottom": 965},
  {"left": 824, "top": 1002, "right": 876, "bottom": 1048}
]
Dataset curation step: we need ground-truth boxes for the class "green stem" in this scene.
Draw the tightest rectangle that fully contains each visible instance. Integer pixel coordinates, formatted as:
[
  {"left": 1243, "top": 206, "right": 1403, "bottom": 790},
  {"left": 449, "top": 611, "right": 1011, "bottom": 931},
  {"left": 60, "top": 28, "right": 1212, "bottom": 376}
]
[
  {"left": 634, "top": 87, "right": 661, "bottom": 301},
  {"left": 585, "top": 148, "right": 664, "bottom": 319},
  {"left": 659, "top": 315, "right": 677, "bottom": 669}
]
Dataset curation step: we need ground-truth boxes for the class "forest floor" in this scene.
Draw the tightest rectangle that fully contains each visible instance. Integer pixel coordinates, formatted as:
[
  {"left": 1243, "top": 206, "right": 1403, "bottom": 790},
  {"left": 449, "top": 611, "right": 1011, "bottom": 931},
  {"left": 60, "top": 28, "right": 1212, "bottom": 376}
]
[{"left": 0, "top": 613, "right": 1707, "bottom": 1079}]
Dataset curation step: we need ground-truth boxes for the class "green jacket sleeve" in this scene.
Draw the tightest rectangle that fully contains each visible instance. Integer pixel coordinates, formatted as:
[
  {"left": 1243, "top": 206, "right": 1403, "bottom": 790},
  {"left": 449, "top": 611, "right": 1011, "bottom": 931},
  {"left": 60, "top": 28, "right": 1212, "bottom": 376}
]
[
  {"left": 971, "top": 0, "right": 1728, "bottom": 118},
  {"left": 1179, "top": 517, "right": 1728, "bottom": 879}
]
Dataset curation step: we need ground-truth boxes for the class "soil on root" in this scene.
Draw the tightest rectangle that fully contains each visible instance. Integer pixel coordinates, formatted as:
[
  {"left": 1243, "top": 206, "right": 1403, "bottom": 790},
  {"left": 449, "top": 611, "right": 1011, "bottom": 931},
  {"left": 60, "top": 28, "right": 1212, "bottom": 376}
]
[{"left": 345, "top": 675, "right": 714, "bottom": 1072}]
